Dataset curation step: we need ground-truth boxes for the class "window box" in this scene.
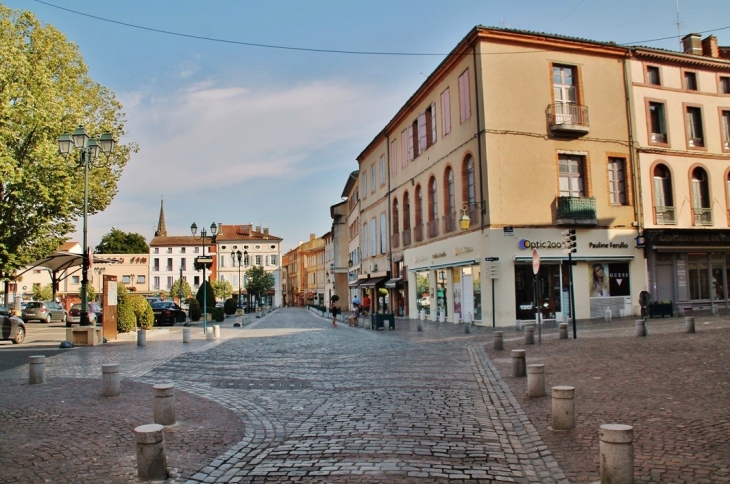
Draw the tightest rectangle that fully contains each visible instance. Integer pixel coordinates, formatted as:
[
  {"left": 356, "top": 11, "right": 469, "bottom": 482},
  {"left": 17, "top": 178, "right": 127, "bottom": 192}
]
[{"left": 648, "top": 302, "right": 673, "bottom": 318}]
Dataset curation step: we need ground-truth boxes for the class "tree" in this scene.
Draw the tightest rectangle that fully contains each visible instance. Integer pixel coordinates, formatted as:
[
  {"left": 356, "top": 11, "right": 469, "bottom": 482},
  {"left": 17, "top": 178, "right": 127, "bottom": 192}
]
[
  {"left": 245, "top": 266, "right": 275, "bottom": 306},
  {"left": 95, "top": 228, "right": 148, "bottom": 254},
  {"left": 195, "top": 281, "right": 216, "bottom": 314},
  {"left": 32, "top": 283, "right": 53, "bottom": 301},
  {"left": 0, "top": 7, "right": 134, "bottom": 290},
  {"left": 170, "top": 278, "right": 192, "bottom": 303},
  {"left": 210, "top": 279, "right": 233, "bottom": 301}
]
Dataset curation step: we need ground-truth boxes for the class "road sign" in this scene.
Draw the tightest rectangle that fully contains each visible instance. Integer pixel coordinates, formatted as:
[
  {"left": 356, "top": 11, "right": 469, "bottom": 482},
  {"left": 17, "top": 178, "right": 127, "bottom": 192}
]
[
  {"left": 532, "top": 249, "right": 540, "bottom": 275},
  {"left": 196, "top": 256, "right": 213, "bottom": 264}
]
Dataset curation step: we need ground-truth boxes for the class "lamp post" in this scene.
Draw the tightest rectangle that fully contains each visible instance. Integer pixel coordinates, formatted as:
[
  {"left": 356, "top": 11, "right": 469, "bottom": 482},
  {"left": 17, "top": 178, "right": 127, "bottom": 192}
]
[
  {"left": 191, "top": 222, "right": 217, "bottom": 334},
  {"left": 58, "top": 126, "right": 115, "bottom": 326},
  {"left": 232, "top": 249, "right": 243, "bottom": 311}
]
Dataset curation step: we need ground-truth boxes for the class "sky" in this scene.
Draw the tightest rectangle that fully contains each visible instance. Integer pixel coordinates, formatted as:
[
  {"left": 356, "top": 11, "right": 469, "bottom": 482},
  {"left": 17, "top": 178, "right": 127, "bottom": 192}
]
[{"left": 5, "top": 0, "right": 730, "bottom": 252}]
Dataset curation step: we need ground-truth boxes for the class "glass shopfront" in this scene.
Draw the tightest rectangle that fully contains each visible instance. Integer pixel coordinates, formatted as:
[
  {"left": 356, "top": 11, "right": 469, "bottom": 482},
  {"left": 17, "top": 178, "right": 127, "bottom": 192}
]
[
  {"left": 514, "top": 263, "right": 561, "bottom": 321},
  {"left": 415, "top": 270, "right": 430, "bottom": 315}
]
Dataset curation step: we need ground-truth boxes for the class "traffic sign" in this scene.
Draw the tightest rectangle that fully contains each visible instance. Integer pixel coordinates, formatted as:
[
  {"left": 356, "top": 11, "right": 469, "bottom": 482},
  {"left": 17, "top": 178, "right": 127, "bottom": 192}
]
[
  {"left": 196, "top": 256, "right": 213, "bottom": 264},
  {"left": 532, "top": 249, "right": 540, "bottom": 275}
]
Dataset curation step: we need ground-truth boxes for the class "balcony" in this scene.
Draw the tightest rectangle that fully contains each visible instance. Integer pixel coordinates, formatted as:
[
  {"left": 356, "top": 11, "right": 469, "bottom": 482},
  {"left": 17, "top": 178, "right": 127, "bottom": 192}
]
[
  {"left": 548, "top": 102, "right": 589, "bottom": 134},
  {"left": 391, "top": 232, "right": 400, "bottom": 249},
  {"left": 442, "top": 212, "right": 457, "bottom": 233},
  {"left": 692, "top": 208, "right": 713, "bottom": 226},
  {"left": 556, "top": 197, "right": 597, "bottom": 225},
  {"left": 414, "top": 224, "right": 424, "bottom": 242},
  {"left": 402, "top": 228, "right": 412, "bottom": 246},
  {"left": 654, "top": 206, "right": 676, "bottom": 225},
  {"left": 427, "top": 219, "right": 440, "bottom": 238}
]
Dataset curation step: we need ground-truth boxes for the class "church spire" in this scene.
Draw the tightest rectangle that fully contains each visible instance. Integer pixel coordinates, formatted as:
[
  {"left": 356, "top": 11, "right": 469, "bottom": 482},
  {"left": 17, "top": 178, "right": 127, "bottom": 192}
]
[{"left": 154, "top": 198, "right": 167, "bottom": 237}]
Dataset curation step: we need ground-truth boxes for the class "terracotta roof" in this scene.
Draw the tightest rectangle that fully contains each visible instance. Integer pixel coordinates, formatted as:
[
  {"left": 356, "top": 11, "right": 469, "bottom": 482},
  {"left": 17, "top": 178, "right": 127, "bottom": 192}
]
[
  {"left": 216, "top": 224, "right": 283, "bottom": 242},
  {"left": 149, "top": 235, "right": 213, "bottom": 247}
]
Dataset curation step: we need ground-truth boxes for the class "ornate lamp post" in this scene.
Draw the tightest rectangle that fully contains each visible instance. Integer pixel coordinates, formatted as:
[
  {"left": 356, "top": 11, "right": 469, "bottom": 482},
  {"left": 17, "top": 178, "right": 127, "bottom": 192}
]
[
  {"left": 231, "top": 249, "right": 243, "bottom": 310},
  {"left": 190, "top": 222, "right": 217, "bottom": 333},
  {"left": 58, "top": 126, "right": 115, "bottom": 326}
]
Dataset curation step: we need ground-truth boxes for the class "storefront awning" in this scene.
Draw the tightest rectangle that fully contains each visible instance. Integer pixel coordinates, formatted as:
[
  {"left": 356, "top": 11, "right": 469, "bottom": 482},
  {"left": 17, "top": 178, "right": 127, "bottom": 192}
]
[
  {"left": 409, "top": 259, "right": 479, "bottom": 271},
  {"left": 359, "top": 276, "right": 389, "bottom": 287},
  {"left": 384, "top": 277, "right": 402, "bottom": 288},
  {"left": 513, "top": 255, "right": 634, "bottom": 262},
  {"left": 349, "top": 279, "right": 365, "bottom": 288}
]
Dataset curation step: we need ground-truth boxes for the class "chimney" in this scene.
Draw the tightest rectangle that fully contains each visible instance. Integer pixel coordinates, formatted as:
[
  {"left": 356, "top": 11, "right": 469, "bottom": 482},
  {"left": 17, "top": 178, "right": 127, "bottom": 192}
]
[
  {"left": 263, "top": 228, "right": 269, "bottom": 237},
  {"left": 310, "top": 233, "right": 316, "bottom": 241},
  {"left": 218, "top": 222, "right": 223, "bottom": 234},
  {"left": 682, "top": 33, "right": 702, "bottom": 55},
  {"left": 255, "top": 225, "right": 261, "bottom": 233},
  {"left": 701, "top": 35, "right": 719, "bottom": 58}
]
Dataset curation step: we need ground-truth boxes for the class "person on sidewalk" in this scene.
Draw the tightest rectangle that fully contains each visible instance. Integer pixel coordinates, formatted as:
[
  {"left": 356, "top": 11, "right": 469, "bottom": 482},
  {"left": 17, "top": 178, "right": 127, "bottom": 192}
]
[
  {"left": 361, "top": 293, "right": 371, "bottom": 317},
  {"left": 349, "top": 304, "right": 360, "bottom": 327},
  {"left": 330, "top": 300, "right": 339, "bottom": 327},
  {"left": 352, "top": 294, "right": 360, "bottom": 307}
]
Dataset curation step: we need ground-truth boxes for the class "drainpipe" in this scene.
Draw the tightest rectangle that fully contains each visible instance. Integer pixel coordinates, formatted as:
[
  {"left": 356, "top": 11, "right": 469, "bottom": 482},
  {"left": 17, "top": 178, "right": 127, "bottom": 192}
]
[{"left": 472, "top": 45, "right": 486, "bottom": 231}]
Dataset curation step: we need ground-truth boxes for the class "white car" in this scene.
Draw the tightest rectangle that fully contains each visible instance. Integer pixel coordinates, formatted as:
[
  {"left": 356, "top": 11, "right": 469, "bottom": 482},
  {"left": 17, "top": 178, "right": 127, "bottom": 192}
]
[{"left": 417, "top": 297, "right": 430, "bottom": 307}]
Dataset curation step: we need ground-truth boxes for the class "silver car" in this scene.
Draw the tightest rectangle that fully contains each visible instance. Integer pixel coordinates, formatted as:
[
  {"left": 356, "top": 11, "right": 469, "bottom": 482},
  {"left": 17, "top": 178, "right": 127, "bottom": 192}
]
[{"left": 21, "top": 301, "right": 67, "bottom": 324}]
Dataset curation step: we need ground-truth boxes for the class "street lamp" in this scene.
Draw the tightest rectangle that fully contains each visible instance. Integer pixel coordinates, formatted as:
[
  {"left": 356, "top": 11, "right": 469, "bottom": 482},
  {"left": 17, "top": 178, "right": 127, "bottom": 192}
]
[
  {"left": 232, "top": 249, "right": 243, "bottom": 311},
  {"left": 459, "top": 201, "right": 487, "bottom": 231},
  {"left": 58, "top": 125, "right": 115, "bottom": 326},
  {"left": 191, "top": 222, "right": 217, "bottom": 333}
]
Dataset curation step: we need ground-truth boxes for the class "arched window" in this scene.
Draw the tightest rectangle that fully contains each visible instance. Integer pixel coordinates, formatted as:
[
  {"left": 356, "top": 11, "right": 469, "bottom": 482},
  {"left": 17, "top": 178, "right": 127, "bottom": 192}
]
[
  {"left": 463, "top": 155, "right": 475, "bottom": 205},
  {"left": 392, "top": 198, "right": 400, "bottom": 239},
  {"left": 691, "top": 167, "right": 711, "bottom": 226},
  {"left": 653, "top": 164, "right": 674, "bottom": 225},
  {"left": 429, "top": 177, "right": 438, "bottom": 221},
  {"left": 415, "top": 185, "right": 423, "bottom": 227},
  {"left": 403, "top": 191, "right": 411, "bottom": 230},
  {"left": 444, "top": 167, "right": 455, "bottom": 231}
]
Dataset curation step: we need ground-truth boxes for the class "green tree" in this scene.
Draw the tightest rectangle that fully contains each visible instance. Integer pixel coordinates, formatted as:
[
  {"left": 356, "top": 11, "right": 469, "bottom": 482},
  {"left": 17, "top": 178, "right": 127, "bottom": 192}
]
[
  {"left": 95, "top": 228, "right": 148, "bottom": 254},
  {"left": 195, "top": 280, "right": 216, "bottom": 314},
  {"left": 0, "top": 7, "right": 134, "bottom": 288},
  {"left": 32, "top": 283, "right": 53, "bottom": 301},
  {"left": 210, "top": 279, "right": 233, "bottom": 301},
  {"left": 170, "top": 278, "right": 192, "bottom": 304},
  {"left": 245, "top": 266, "right": 275, "bottom": 306}
]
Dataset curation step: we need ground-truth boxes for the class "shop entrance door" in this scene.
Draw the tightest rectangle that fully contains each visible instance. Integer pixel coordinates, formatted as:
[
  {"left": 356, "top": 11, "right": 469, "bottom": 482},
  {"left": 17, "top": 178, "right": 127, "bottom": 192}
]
[{"left": 514, "top": 264, "right": 561, "bottom": 321}]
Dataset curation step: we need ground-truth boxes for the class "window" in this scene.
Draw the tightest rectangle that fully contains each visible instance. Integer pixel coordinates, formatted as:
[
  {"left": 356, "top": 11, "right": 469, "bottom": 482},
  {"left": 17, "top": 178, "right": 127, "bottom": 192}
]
[
  {"left": 415, "top": 186, "right": 423, "bottom": 227},
  {"left": 558, "top": 154, "right": 585, "bottom": 197},
  {"left": 122, "top": 275, "right": 131, "bottom": 284},
  {"left": 180, "top": 258, "right": 186, "bottom": 271},
  {"left": 390, "top": 140, "right": 397, "bottom": 175},
  {"left": 411, "top": 117, "right": 420, "bottom": 158},
  {"left": 370, "top": 218, "right": 377, "bottom": 258},
  {"left": 647, "top": 65, "right": 661, "bottom": 85},
  {"left": 193, "top": 276, "right": 199, "bottom": 287},
  {"left": 362, "top": 172, "right": 367, "bottom": 198},
  {"left": 166, "top": 276, "right": 173, "bottom": 289},
  {"left": 72, "top": 276, "right": 80, "bottom": 284},
  {"left": 153, "top": 276, "right": 160, "bottom": 289},
  {"left": 380, "top": 213, "right": 387, "bottom": 254},
  {"left": 425, "top": 103, "right": 436, "bottom": 149},
  {"left": 405, "top": 127, "right": 414, "bottom": 162},
  {"left": 137, "top": 275, "right": 145, "bottom": 284},
  {"left": 441, "top": 88, "right": 451, "bottom": 135},
  {"left": 153, "top": 248, "right": 159, "bottom": 254},
  {"left": 403, "top": 192, "right": 411, "bottom": 230},
  {"left": 721, "top": 110, "right": 730, "bottom": 150},
  {"left": 270, "top": 255, "right": 278, "bottom": 266},
  {"left": 255, "top": 255, "right": 262, "bottom": 265},
  {"left": 244, "top": 253, "right": 250, "bottom": 266},
  {"left": 370, "top": 164, "right": 375, "bottom": 192},
  {"left": 428, "top": 177, "right": 439, "bottom": 237},
  {"left": 648, "top": 101, "right": 668, "bottom": 144},
  {"left": 464, "top": 155, "right": 475, "bottom": 205},
  {"left": 166, "top": 247, "right": 172, "bottom": 253},
  {"left": 608, "top": 157, "right": 627, "bottom": 205},
  {"left": 685, "top": 105, "right": 705, "bottom": 148},
  {"left": 392, "top": 198, "right": 400, "bottom": 234},
  {"left": 362, "top": 222, "right": 368, "bottom": 257},
  {"left": 220, "top": 256, "right": 226, "bottom": 268},
  {"left": 553, "top": 64, "right": 578, "bottom": 123},
  {"left": 684, "top": 71, "right": 698, "bottom": 91},
  {"left": 379, "top": 156, "right": 386, "bottom": 185},
  {"left": 401, "top": 129, "right": 409, "bottom": 167},
  {"left": 691, "top": 167, "right": 712, "bottom": 226},
  {"left": 194, "top": 247, "right": 199, "bottom": 253},
  {"left": 180, "top": 247, "right": 185, "bottom": 253},
  {"left": 459, "top": 69, "right": 471, "bottom": 122},
  {"left": 166, "top": 258, "right": 173, "bottom": 271},
  {"left": 653, "top": 164, "right": 675, "bottom": 225},
  {"left": 445, "top": 167, "right": 455, "bottom": 216},
  {"left": 720, "top": 76, "right": 730, "bottom": 95}
]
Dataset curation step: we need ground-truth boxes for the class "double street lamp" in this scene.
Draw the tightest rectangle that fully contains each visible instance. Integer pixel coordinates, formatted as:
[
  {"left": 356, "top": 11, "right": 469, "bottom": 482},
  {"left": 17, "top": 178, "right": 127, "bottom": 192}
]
[
  {"left": 231, "top": 249, "right": 248, "bottom": 311},
  {"left": 58, "top": 126, "right": 115, "bottom": 326},
  {"left": 191, "top": 222, "right": 217, "bottom": 333}
]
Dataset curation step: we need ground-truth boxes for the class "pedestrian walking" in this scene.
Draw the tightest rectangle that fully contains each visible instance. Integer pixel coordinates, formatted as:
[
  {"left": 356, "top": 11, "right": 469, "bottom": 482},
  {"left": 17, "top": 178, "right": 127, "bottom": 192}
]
[{"left": 330, "top": 300, "right": 339, "bottom": 327}]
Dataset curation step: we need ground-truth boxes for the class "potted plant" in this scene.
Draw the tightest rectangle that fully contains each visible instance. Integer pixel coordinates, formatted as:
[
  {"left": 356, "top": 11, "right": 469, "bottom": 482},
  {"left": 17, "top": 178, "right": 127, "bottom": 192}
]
[{"left": 648, "top": 300, "right": 673, "bottom": 318}]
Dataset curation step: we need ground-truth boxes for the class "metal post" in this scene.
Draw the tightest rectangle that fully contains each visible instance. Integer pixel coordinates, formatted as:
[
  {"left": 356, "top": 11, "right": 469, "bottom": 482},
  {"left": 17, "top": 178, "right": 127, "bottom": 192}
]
[
  {"left": 80, "top": 150, "right": 91, "bottom": 326},
  {"left": 536, "top": 274, "right": 542, "bottom": 345},
  {"left": 202, "top": 231, "right": 207, "bottom": 335},
  {"left": 569, "top": 252, "right": 577, "bottom": 339}
]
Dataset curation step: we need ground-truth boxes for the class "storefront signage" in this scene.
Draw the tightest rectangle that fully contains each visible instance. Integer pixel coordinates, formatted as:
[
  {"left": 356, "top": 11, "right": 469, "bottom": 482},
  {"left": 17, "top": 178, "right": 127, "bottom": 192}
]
[
  {"left": 518, "top": 239, "right": 564, "bottom": 250},
  {"left": 432, "top": 251, "right": 447, "bottom": 259},
  {"left": 454, "top": 246, "right": 474, "bottom": 255},
  {"left": 588, "top": 242, "right": 629, "bottom": 249},
  {"left": 414, "top": 255, "right": 428, "bottom": 263},
  {"left": 644, "top": 229, "right": 730, "bottom": 246}
]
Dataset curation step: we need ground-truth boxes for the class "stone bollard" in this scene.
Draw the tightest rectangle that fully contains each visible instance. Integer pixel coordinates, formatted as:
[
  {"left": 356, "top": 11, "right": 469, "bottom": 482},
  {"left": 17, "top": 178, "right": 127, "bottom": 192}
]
[
  {"left": 493, "top": 331, "right": 504, "bottom": 350},
  {"left": 524, "top": 325, "right": 535, "bottom": 345},
  {"left": 464, "top": 321, "right": 471, "bottom": 334},
  {"left": 101, "top": 364, "right": 120, "bottom": 397},
  {"left": 685, "top": 316, "right": 696, "bottom": 334},
  {"left": 29, "top": 355, "right": 46, "bottom": 385},
  {"left": 134, "top": 424, "right": 168, "bottom": 481},
  {"left": 527, "top": 364, "right": 546, "bottom": 398},
  {"left": 137, "top": 329, "right": 147, "bottom": 347},
  {"left": 512, "top": 349, "right": 526, "bottom": 377},
  {"left": 599, "top": 424, "right": 634, "bottom": 484},
  {"left": 604, "top": 307, "right": 612, "bottom": 323},
  {"left": 439, "top": 311, "right": 446, "bottom": 323},
  {"left": 153, "top": 383, "right": 176, "bottom": 426},
  {"left": 552, "top": 386, "right": 576, "bottom": 430},
  {"left": 454, "top": 312, "right": 460, "bottom": 325},
  {"left": 635, "top": 319, "right": 647, "bottom": 337},
  {"left": 213, "top": 324, "right": 221, "bottom": 339},
  {"left": 182, "top": 327, "right": 191, "bottom": 343},
  {"left": 205, "top": 328, "right": 214, "bottom": 340},
  {"left": 559, "top": 323, "right": 568, "bottom": 340}
]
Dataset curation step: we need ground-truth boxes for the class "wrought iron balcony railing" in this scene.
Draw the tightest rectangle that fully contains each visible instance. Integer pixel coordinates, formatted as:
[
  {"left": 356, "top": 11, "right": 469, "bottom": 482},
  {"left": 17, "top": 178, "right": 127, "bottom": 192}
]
[
  {"left": 556, "top": 197, "right": 597, "bottom": 224},
  {"left": 692, "top": 208, "right": 712, "bottom": 226},
  {"left": 654, "top": 206, "right": 676, "bottom": 225},
  {"left": 548, "top": 102, "right": 589, "bottom": 134}
]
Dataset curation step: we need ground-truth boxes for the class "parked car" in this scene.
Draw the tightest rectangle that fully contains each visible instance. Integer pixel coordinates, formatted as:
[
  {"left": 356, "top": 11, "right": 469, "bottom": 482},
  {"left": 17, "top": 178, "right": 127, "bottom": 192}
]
[
  {"left": 417, "top": 297, "right": 431, "bottom": 308},
  {"left": 67, "top": 303, "right": 100, "bottom": 327},
  {"left": 145, "top": 296, "right": 163, "bottom": 306},
  {"left": 151, "top": 301, "right": 186, "bottom": 326},
  {"left": 0, "top": 305, "right": 26, "bottom": 344},
  {"left": 22, "top": 301, "right": 67, "bottom": 324}
]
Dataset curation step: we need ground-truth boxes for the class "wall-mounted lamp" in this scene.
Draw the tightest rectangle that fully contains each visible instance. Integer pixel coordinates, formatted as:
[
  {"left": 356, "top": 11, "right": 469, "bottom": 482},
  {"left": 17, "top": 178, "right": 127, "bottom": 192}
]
[{"left": 459, "top": 201, "right": 487, "bottom": 231}]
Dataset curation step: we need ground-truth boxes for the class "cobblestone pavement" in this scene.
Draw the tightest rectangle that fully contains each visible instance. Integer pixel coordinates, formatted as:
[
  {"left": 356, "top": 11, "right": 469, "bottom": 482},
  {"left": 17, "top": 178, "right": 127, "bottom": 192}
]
[{"left": 1, "top": 309, "right": 727, "bottom": 483}]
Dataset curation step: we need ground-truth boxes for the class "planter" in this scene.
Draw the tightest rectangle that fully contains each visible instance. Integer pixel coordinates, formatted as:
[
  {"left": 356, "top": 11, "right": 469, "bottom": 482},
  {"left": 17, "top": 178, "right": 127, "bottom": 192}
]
[
  {"left": 648, "top": 302, "right": 673, "bottom": 318},
  {"left": 372, "top": 313, "right": 395, "bottom": 330}
]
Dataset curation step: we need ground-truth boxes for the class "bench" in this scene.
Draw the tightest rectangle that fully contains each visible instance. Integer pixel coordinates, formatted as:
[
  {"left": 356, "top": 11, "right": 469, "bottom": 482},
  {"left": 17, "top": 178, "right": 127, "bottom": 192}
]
[{"left": 65, "top": 326, "right": 103, "bottom": 346}]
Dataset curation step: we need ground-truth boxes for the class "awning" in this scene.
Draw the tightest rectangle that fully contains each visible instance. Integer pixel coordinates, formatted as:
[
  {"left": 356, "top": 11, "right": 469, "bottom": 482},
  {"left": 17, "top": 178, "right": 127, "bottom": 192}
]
[
  {"left": 384, "top": 277, "right": 402, "bottom": 288},
  {"left": 349, "top": 279, "right": 365, "bottom": 288},
  {"left": 359, "top": 276, "right": 389, "bottom": 288},
  {"left": 409, "top": 259, "right": 479, "bottom": 271}
]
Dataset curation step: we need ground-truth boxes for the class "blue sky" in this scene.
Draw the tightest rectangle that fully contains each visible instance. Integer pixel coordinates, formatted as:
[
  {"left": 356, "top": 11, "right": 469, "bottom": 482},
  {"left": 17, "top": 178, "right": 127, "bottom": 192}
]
[{"left": 6, "top": 0, "right": 730, "bottom": 252}]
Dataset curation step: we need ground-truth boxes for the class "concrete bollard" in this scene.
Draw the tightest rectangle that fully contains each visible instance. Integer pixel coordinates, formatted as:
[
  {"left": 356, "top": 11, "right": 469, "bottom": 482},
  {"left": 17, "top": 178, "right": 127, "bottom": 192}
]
[
  {"left": 604, "top": 307, "right": 612, "bottom": 323},
  {"left": 182, "top": 327, "right": 191, "bottom": 343},
  {"left": 527, "top": 364, "right": 546, "bottom": 398},
  {"left": 512, "top": 349, "right": 526, "bottom": 377},
  {"left": 552, "top": 386, "right": 576, "bottom": 430},
  {"left": 213, "top": 324, "right": 220, "bottom": 339},
  {"left": 153, "top": 383, "right": 176, "bottom": 426},
  {"left": 137, "top": 329, "right": 147, "bottom": 347},
  {"left": 454, "top": 312, "right": 460, "bottom": 325},
  {"left": 205, "top": 328, "right": 214, "bottom": 340},
  {"left": 29, "top": 355, "right": 46, "bottom": 385},
  {"left": 493, "top": 331, "right": 504, "bottom": 350},
  {"left": 559, "top": 323, "right": 569, "bottom": 340},
  {"left": 599, "top": 424, "right": 634, "bottom": 484},
  {"left": 101, "top": 363, "right": 120, "bottom": 397},
  {"left": 524, "top": 325, "right": 535, "bottom": 345},
  {"left": 134, "top": 424, "right": 168, "bottom": 481},
  {"left": 635, "top": 319, "right": 647, "bottom": 337},
  {"left": 685, "top": 316, "right": 696, "bottom": 334},
  {"left": 464, "top": 321, "right": 471, "bottom": 334},
  {"left": 439, "top": 311, "right": 446, "bottom": 323}
]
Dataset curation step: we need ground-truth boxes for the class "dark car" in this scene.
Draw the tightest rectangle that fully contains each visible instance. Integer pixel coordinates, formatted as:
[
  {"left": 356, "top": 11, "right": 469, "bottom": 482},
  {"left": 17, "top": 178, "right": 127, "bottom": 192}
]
[
  {"left": 151, "top": 301, "right": 186, "bottom": 326},
  {"left": 1, "top": 305, "right": 26, "bottom": 344},
  {"left": 67, "top": 303, "right": 102, "bottom": 327}
]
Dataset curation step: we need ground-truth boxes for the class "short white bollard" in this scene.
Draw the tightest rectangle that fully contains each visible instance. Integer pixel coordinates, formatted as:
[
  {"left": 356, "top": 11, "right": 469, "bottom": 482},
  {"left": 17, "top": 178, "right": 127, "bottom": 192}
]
[
  {"left": 137, "top": 329, "right": 147, "bottom": 347},
  {"left": 134, "top": 423, "right": 168, "bottom": 481},
  {"left": 512, "top": 349, "right": 526, "bottom": 377},
  {"left": 182, "top": 327, "right": 191, "bottom": 343},
  {"left": 454, "top": 312, "right": 460, "bottom": 325},
  {"left": 493, "top": 331, "right": 504, "bottom": 350},
  {"left": 559, "top": 323, "right": 569, "bottom": 340},
  {"left": 685, "top": 316, "right": 696, "bottom": 334},
  {"left": 604, "top": 307, "right": 612, "bottom": 323},
  {"left": 439, "top": 311, "right": 446, "bottom": 323},
  {"left": 527, "top": 364, "right": 546, "bottom": 398},
  {"left": 29, "top": 355, "right": 46, "bottom": 385},
  {"left": 599, "top": 424, "right": 634, "bottom": 484},
  {"left": 635, "top": 319, "right": 647, "bottom": 337},
  {"left": 430, "top": 309, "right": 437, "bottom": 322},
  {"left": 205, "top": 328, "right": 214, "bottom": 340},
  {"left": 101, "top": 363, "right": 120, "bottom": 397},
  {"left": 552, "top": 386, "right": 576, "bottom": 430},
  {"left": 153, "top": 383, "right": 176, "bottom": 426},
  {"left": 524, "top": 325, "right": 535, "bottom": 345},
  {"left": 213, "top": 324, "right": 220, "bottom": 339}
]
